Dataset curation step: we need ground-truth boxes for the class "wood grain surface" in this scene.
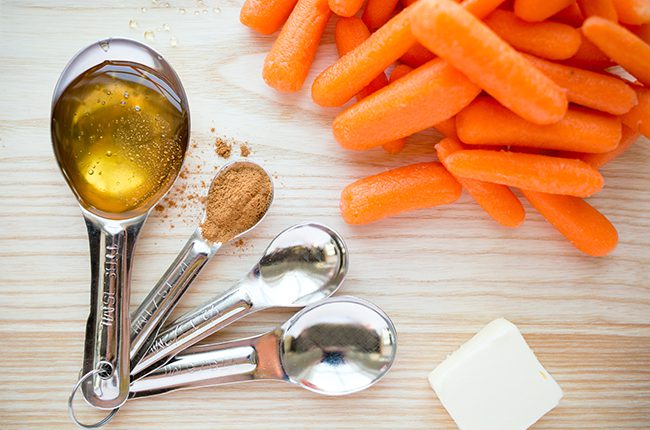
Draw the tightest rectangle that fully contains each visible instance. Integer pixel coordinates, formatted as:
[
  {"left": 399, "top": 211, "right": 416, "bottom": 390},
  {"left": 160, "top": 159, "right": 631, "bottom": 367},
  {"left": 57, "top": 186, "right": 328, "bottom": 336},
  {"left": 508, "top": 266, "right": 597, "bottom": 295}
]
[{"left": 1, "top": 1, "right": 649, "bottom": 429}]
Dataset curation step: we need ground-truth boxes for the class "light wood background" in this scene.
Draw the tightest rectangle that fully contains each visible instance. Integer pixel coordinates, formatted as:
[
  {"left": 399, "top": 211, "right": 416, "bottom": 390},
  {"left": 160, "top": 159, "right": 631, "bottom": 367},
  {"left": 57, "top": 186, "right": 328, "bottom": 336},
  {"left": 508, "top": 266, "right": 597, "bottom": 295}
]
[{"left": 1, "top": 1, "right": 649, "bottom": 429}]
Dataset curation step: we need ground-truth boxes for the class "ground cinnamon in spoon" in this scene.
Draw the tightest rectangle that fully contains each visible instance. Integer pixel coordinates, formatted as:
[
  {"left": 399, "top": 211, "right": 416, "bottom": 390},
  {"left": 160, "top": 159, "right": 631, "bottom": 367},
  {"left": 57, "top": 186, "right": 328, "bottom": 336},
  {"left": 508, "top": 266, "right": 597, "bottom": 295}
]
[{"left": 200, "top": 163, "right": 272, "bottom": 244}]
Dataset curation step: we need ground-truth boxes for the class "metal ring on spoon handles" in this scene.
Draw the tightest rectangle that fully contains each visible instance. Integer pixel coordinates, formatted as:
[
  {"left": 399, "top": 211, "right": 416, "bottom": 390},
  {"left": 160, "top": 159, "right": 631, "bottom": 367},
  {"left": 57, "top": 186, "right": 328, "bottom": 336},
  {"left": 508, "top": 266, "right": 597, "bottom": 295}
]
[{"left": 68, "top": 362, "right": 120, "bottom": 429}]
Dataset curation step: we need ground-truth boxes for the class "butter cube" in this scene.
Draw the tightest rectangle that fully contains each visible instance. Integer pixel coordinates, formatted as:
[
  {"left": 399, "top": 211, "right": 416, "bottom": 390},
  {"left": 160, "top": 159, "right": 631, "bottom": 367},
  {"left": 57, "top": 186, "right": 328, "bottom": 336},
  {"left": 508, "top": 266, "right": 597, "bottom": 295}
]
[{"left": 429, "top": 318, "right": 563, "bottom": 430}]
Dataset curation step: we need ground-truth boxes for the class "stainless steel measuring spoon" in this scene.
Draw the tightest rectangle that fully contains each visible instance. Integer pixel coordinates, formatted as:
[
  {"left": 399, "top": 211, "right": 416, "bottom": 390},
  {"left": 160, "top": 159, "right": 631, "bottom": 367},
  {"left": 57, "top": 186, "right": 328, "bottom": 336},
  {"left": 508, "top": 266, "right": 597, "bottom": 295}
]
[
  {"left": 129, "top": 160, "right": 273, "bottom": 374},
  {"left": 129, "top": 296, "right": 397, "bottom": 398},
  {"left": 53, "top": 38, "right": 190, "bottom": 411},
  {"left": 131, "top": 222, "right": 348, "bottom": 379}
]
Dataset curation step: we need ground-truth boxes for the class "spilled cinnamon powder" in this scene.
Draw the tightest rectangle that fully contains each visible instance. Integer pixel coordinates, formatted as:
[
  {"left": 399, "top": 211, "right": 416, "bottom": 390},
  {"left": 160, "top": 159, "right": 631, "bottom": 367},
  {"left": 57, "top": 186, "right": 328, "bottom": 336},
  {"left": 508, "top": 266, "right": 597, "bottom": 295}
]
[{"left": 200, "top": 163, "right": 272, "bottom": 244}]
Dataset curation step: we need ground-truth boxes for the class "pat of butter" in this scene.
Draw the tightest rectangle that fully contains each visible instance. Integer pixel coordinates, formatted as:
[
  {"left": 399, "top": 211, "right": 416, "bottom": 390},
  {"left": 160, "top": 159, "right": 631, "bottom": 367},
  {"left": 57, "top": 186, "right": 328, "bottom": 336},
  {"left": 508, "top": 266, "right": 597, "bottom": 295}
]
[{"left": 429, "top": 318, "right": 563, "bottom": 430}]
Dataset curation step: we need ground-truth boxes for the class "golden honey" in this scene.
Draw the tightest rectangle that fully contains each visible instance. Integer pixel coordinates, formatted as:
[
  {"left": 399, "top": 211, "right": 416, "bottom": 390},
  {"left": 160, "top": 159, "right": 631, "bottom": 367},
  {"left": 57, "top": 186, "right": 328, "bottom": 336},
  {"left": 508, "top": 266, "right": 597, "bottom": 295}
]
[{"left": 52, "top": 60, "right": 188, "bottom": 219}]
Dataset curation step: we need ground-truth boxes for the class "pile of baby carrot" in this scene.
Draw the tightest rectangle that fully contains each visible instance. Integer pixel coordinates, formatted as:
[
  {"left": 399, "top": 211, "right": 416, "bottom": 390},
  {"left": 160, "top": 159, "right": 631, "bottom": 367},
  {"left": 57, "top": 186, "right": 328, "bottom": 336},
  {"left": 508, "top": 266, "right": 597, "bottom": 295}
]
[{"left": 240, "top": 0, "right": 650, "bottom": 256}]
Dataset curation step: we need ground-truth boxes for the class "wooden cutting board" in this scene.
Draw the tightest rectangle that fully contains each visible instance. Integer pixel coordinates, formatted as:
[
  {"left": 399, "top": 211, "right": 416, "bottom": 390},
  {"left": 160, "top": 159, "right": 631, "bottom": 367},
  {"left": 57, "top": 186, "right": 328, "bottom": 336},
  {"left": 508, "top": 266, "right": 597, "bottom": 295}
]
[{"left": 0, "top": 1, "right": 648, "bottom": 429}]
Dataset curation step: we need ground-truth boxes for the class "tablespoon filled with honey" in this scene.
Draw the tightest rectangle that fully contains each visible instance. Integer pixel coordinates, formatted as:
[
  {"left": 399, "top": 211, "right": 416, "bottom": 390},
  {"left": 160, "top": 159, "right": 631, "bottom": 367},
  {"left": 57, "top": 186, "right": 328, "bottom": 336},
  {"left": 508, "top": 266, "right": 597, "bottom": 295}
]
[
  {"left": 129, "top": 160, "right": 273, "bottom": 376},
  {"left": 52, "top": 38, "right": 189, "bottom": 412}
]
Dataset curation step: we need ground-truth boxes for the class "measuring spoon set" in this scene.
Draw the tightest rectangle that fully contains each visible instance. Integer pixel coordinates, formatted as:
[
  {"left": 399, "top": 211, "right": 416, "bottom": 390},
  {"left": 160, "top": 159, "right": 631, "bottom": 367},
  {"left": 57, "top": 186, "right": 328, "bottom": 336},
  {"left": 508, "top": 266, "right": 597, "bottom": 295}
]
[{"left": 54, "top": 39, "right": 397, "bottom": 429}]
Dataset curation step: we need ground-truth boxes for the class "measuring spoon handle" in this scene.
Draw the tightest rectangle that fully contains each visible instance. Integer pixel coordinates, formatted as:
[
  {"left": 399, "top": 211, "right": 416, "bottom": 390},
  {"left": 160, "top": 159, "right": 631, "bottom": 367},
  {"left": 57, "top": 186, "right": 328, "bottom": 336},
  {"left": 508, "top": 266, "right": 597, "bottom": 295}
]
[
  {"left": 129, "top": 331, "right": 283, "bottom": 399},
  {"left": 130, "top": 283, "right": 255, "bottom": 379},
  {"left": 130, "top": 228, "right": 219, "bottom": 371},
  {"left": 80, "top": 210, "right": 146, "bottom": 409}
]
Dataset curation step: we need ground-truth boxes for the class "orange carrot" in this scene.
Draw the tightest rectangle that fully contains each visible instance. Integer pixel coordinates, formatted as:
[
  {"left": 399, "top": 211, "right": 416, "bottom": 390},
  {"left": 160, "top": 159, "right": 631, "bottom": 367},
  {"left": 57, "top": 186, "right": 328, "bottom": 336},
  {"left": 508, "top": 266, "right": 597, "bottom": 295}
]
[
  {"left": 434, "top": 117, "right": 457, "bottom": 137},
  {"left": 621, "top": 86, "right": 650, "bottom": 138},
  {"left": 564, "top": 33, "right": 614, "bottom": 69},
  {"left": 484, "top": 10, "right": 581, "bottom": 60},
  {"left": 340, "top": 162, "right": 462, "bottom": 224},
  {"left": 524, "top": 54, "right": 638, "bottom": 115},
  {"left": 363, "top": 0, "right": 400, "bottom": 31},
  {"left": 240, "top": 0, "right": 299, "bottom": 35},
  {"left": 335, "top": 17, "right": 403, "bottom": 154},
  {"left": 436, "top": 138, "right": 526, "bottom": 227},
  {"left": 514, "top": 0, "right": 574, "bottom": 22},
  {"left": 456, "top": 97, "right": 622, "bottom": 153},
  {"left": 390, "top": 64, "right": 413, "bottom": 81},
  {"left": 311, "top": 0, "right": 504, "bottom": 107},
  {"left": 263, "top": 0, "right": 331, "bottom": 92},
  {"left": 521, "top": 190, "right": 617, "bottom": 256},
  {"left": 577, "top": 0, "right": 618, "bottom": 21},
  {"left": 380, "top": 66, "right": 414, "bottom": 154},
  {"left": 411, "top": 0, "right": 568, "bottom": 125},
  {"left": 613, "top": 0, "right": 650, "bottom": 25},
  {"left": 333, "top": 59, "right": 481, "bottom": 149},
  {"left": 582, "top": 16, "right": 650, "bottom": 86},
  {"left": 460, "top": 0, "right": 507, "bottom": 19},
  {"left": 445, "top": 150, "right": 604, "bottom": 197},
  {"left": 335, "top": 17, "right": 389, "bottom": 101},
  {"left": 401, "top": 0, "right": 418, "bottom": 5},
  {"left": 400, "top": 43, "right": 436, "bottom": 67},
  {"left": 329, "top": 0, "right": 365, "bottom": 17},
  {"left": 552, "top": 3, "right": 584, "bottom": 27},
  {"left": 312, "top": 6, "right": 416, "bottom": 106},
  {"left": 577, "top": 126, "right": 641, "bottom": 168}
]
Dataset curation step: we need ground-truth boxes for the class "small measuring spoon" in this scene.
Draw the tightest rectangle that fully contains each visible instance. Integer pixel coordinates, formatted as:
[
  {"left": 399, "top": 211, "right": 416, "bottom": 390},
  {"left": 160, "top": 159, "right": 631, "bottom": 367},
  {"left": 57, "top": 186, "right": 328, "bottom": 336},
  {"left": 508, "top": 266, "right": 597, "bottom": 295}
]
[
  {"left": 130, "top": 160, "right": 273, "bottom": 374},
  {"left": 129, "top": 296, "right": 396, "bottom": 398},
  {"left": 53, "top": 38, "right": 189, "bottom": 410},
  {"left": 130, "top": 222, "right": 348, "bottom": 379}
]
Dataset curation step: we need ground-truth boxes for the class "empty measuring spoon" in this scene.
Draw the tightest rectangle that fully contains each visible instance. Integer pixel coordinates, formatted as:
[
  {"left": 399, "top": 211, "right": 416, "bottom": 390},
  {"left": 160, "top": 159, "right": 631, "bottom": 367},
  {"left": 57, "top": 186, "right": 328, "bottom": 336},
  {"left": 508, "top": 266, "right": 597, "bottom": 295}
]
[
  {"left": 129, "top": 296, "right": 396, "bottom": 398},
  {"left": 130, "top": 160, "right": 273, "bottom": 374},
  {"left": 54, "top": 38, "right": 190, "bottom": 411},
  {"left": 131, "top": 222, "right": 348, "bottom": 379}
]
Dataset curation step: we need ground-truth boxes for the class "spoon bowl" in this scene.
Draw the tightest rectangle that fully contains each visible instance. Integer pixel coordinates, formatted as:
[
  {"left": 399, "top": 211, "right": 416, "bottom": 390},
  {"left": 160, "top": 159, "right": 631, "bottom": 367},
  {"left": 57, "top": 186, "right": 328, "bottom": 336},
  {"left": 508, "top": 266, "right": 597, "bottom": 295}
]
[{"left": 250, "top": 222, "right": 348, "bottom": 307}]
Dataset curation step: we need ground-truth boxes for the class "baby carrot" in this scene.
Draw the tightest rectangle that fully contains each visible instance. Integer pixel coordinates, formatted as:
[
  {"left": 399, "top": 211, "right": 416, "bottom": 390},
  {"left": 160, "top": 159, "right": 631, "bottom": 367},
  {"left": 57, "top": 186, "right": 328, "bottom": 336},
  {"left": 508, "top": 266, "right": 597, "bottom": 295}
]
[
  {"left": 333, "top": 59, "right": 481, "bottom": 150},
  {"left": 434, "top": 118, "right": 457, "bottom": 137},
  {"left": 577, "top": 0, "right": 618, "bottom": 21},
  {"left": 484, "top": 10, "right": 581, "bottom": 60},
  {"left": 400, "top": 43, "right": 436, "bottom": 68},
  {"left": 335, "top": 17, "right": 389, "bottom": 101},
  {"left": 578, "top": 126, "right": 640, "bottom": 168},
  {"left": 563, "top": 33, "right": 615, "bottom": 70},
  {"left": 552, "top": 3, "right": 584, "bottom": 27},
  {"left": 329, "top": 0, "right": 365, "bottom": 17},
  {"left": 524, "top": 54, "right": 638, "bottom": 115},
  {"left": 514, "top": 0, "right": 574, "bottom": 22},
  {"left": 621, "top": 86, "right": 650, "bottom": 138},
  {"left": 456, "top": 97, "right": 622, "bottom": 153},
  {"left": 263, "top": 0, "right": 331, "bottom": 92},
  {"left": 445, "top": 150, "right": 604, "bottom": 197},
  {"left": 521, "top": 190, "right": 617, "bottom": 256},
  {"left": 363, "top": 0, "right": 400, "bottom": 31},
  {"left": 411, "top": 0, "right": 568, "bottom": 125},
  {"left": 582, "top": 16, "right": 650, "bottom": 86},
  {"left": 436, "top": 138, "right": 526, "bottom": 227},
  {"left": 240, "top": 0, "right": 299, "bottom": 34},
  {"left": 312, "top": 5, "right": 416, "bottom": 106},
  {"left": 311, "top": 0, "right": 504, "bottom": 107},
  {"left": 340, "top": 162, "right": 462, "bottom": 224},
  {"left": 390, "top": 64, "right": 413, "bottom": 81},
  {"left": 335, "top": 17, "right": 403, "bottom": 153},
  {"left": 460, "top": 0, "right": 507, "bottom": 19},
  {"left": 613, "top": 0, "right": 650, "bottom": 25}
]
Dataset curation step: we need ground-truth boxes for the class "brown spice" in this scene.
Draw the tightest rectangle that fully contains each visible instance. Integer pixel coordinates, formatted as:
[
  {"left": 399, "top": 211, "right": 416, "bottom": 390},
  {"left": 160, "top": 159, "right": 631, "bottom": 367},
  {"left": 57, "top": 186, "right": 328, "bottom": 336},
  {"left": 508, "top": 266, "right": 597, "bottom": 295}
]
[
  {"left": 240, "top": 144, "right": 251, "bottom": 157},
  {"left": 215, "top": 137, "right": 232, "bottom": 158},
  {"left": 200, "top": 164, "right": 272, "bottom": 244}
]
